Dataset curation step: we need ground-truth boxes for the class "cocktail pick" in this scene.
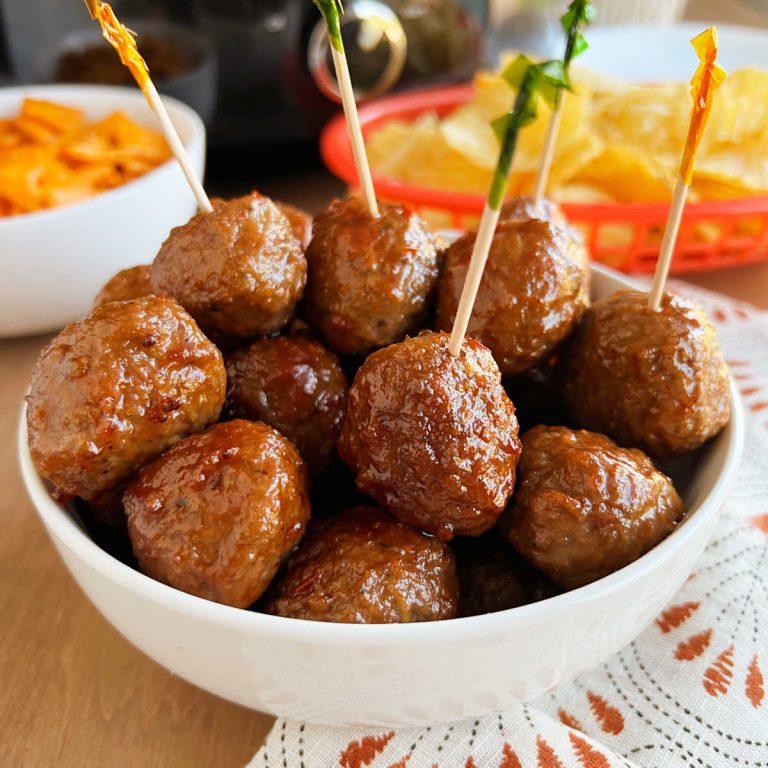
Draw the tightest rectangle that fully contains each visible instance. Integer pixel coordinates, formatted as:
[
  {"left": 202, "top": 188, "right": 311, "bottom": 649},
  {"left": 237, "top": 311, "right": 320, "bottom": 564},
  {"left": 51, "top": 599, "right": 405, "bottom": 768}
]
[
  {"left": 532, "top": 0, "right": 596, "bottom": 210},
  {"left": 449, "top": 56, "right": 569, "bottom": 356},
  {"left": 84, "top": 1, "right": 213, "bottom": 213},
  {"left": 648, "top": 26, "right": 726, "bottom": 310},
  {"left": 314, "top": 0, "right": 379, "bottom": 217}
]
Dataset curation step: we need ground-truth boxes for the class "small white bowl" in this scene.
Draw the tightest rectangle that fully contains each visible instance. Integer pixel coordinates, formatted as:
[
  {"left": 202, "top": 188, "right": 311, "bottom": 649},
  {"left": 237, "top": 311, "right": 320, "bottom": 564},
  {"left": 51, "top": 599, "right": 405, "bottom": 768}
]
[
  {"left": 0, "top": 84, "right": 205, "bottom": 338},
  {"left": 18, "top": 266, "right": 744, "bottom": 727},
  {"left": 37, "top": 21, "right": 218, "bottom": 124}
]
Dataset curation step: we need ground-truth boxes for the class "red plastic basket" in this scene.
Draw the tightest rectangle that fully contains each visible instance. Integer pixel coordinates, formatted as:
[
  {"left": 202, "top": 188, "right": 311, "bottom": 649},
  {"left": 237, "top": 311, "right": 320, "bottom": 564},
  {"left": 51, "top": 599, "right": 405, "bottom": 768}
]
[{"left": 320, "top": 84, "right": 768, "bottom": 274}]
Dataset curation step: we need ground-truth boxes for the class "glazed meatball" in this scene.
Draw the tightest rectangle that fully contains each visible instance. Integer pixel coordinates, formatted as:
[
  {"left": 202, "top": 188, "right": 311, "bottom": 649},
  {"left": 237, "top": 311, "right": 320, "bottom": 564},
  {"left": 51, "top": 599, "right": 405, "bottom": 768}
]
[
  {"left": 225, "top": 332, "right": 347, "bottom": 474},
  {"left": 276, "top": 201, "right": 313, "bottom": 251},
  {"left": 94, "top": 264, "right": 152, "bottom": 307},
  {"left": 151, "top": 193, "right": 306, "bottom": 340},
  {"left": 559, "top": 290, "right": 731, "bottom": 457},
  {"left": 125, "top": 420, "right": 310, "bottom": 608},
  {"left": 453, "top": 532, "right": 557, "bottom": 617},
  {"left": 338, "top": 332, "right": 521, "bottom": 539},
  {"left": 264, "top": 507, "right": 458, "bottom": 623},
  {"left": 500, "top": 195, "right": 564, "bottom": 226},
  {"left": 499, "top": 426, "right": 686, "bottom": 589},
  {"left": 436, "top": 219, "right": 589, "bottom": 377},
  {"left": 27, "top": 296, "right": 226, "bottom": 501},
  {"left": 304, "top": 198, "right": 441, "bottom": 355}
]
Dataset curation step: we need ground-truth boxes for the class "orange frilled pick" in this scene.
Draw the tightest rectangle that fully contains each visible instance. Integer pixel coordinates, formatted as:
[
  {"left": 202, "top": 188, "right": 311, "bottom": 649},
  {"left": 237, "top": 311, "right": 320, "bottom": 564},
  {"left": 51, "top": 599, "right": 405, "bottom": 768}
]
[
  {"left": 680, "top": 27, "right": 727, "bottom": 185},
  {"left": 84, "top": 2, "right": 151, "bottom": 94}
]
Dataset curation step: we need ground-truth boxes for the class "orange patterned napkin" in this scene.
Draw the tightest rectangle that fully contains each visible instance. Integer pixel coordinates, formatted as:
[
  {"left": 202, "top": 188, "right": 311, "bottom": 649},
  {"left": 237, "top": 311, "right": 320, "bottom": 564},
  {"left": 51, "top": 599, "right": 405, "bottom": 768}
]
[{"left": 251, "top": 282, "right": 768, "bottom": 768}]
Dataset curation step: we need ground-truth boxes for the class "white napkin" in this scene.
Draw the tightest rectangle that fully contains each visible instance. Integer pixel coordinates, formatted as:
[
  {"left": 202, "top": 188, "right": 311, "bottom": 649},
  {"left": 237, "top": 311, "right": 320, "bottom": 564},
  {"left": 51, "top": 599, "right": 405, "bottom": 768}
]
[{"left": 250, "top": 282, "right": 768, "bottom": 768}]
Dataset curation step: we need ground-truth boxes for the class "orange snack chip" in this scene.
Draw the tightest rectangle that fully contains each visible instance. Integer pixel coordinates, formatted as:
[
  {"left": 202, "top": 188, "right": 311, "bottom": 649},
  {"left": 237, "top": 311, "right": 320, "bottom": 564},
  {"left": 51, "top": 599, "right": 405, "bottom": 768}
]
[{"left": 0, "top": 98, "right": 171, "bottom": 217}]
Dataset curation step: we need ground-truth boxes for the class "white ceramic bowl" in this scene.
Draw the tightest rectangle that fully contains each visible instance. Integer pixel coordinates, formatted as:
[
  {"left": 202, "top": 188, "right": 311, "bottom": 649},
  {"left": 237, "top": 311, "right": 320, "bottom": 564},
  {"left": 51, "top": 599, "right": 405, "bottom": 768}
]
[
  {"left": 18, "top": 266, "right": 743, "bottom": 727},
  {"left": 0, "top": 84, "right": 205, "bottom": 338}
]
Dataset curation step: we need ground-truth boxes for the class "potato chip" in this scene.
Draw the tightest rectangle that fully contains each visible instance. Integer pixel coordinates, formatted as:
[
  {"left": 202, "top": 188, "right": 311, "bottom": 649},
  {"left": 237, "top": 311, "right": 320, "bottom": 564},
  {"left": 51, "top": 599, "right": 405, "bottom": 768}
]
[
  {"left": 368, "top": 112, "right": 492, "bottom": 193},
  {"left": 578, "top": 146, "right": 675, "bottom": 203},
  {"left": 703, "top": 68, "right": 768, "bottom": 149},
  {"left": 365, "top": 58, "right": 768, "bottom": 205}
]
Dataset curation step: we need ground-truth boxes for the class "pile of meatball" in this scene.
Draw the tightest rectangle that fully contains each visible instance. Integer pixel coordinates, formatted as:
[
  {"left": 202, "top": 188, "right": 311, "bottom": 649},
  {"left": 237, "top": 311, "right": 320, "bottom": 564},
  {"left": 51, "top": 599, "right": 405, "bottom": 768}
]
[{"left": 26, "top": 190, "right": 732, "bottom": 623}]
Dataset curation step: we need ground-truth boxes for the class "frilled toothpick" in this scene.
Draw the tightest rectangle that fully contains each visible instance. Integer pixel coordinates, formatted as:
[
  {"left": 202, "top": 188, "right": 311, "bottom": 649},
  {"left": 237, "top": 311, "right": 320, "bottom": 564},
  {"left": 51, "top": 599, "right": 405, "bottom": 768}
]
[
  {"left": 532, "top": 0, "right": 596, "bottom": 210},
  {"left": 449, "top": 56, "right": 569, "bottom": 356},
  {"left": 648, "top": 27, "right": 726, "bottom": 310},
  {"left": 84, "top": 0, "right": 212, "bottom": 213},
  {"left": 314, "top": 0, "right": 379, "bottom": 217}
]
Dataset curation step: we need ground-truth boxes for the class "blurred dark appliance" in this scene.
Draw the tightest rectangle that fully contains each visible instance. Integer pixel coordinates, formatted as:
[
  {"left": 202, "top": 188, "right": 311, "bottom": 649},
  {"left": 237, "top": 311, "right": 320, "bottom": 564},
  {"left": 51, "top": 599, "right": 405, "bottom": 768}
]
[{"left": 0, "top": 0, "right": 486, "bottom": 149}]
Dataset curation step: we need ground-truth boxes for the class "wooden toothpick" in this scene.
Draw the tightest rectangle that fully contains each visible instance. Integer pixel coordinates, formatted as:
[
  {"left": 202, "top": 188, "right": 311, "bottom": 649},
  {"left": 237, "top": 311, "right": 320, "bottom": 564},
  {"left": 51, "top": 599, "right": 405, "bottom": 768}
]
[
  {"left": 449, "top": 56, "right": 568, "bottom": 356},
  {"left": 533, "top": 0, "right": 595, "bottom": 210},
  {"left": 314, "top": 1, "right": 379, "bottom": 217},
  {"left": 648, "top": 26, "right": 726, "bottom": 310},
  {"left": 85, "top": 1, "right": 213, "bottom": 214}
]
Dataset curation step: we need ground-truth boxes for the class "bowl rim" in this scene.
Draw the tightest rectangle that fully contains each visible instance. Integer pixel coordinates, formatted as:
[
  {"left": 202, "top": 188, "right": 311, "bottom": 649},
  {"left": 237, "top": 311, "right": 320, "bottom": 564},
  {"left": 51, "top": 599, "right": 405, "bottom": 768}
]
[
  {"left": 0, "top": 83, "right": 205, "bottom": 228},
  {"left": 17, "top": 269, "right": 745, "bottom": 645}
]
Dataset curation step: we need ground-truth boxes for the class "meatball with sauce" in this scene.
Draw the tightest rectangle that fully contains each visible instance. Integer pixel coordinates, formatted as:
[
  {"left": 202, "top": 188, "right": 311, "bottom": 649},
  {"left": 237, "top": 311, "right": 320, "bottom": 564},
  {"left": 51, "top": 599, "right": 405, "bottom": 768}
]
[
  {"left": 264, "top": 507, "right": 458, "bottom": 623},
  {"left": 151, "top": 193, "right": 306, "bottom": 341},
  {"left": 225, "top": 332, "right": 347, "bottom": 474},
  {"left": 276, "top": 201, "right": 313, "bottom": 251},
  {"left": 27, "top": 296, "right": 226, "bottom": 501},
  {"left": 435, "top": 219, "right": 589, "bottom": 377},
  {"left": 453, "top": 532, "right": 558, "bottom": 617},
  {"left": 94, "top": 264, "right": 152, "bottom": 307},
  {"left": 304, "top": 197, "right": 442, "bottom": 355},
  {"left": 125, "top": 420, "right": 310, "bottom": 609},
  {"left": 559, "top": 290, "right": 731, "bottom": 457},
  {"left": 499, "top": 195, "right": 565, "bottom": 226},
  {"left": 338, "top": 331, "right": 521, "bottom": 540},
  {"left": 499, "top": 426, "right": 685, "bottom": 589}
]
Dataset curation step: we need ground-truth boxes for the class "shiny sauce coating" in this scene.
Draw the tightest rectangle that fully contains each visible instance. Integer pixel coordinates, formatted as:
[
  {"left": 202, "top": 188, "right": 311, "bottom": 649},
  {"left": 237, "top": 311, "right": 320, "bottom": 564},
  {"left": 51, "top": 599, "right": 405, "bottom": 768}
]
[
  {"left": 94, "top": 264, "right": 153, "bottom": 307},
  {"left": 559, "top": 290, "right": 731, "bottom": 457},
  {"left": 436, "top": 219, "right": 589, "bottom": 377},
  {"left": 27, "top": 295, "right": 226, "bottom": 500},
  {"left": 500, "top": 425, "right": 686, "bottom": 589},
  {"left": 151, "top": 193, "right": 306, "bottom": 341},
  {"left": 265, "top": 507, "right": 458, "bottom": 623},
  {"left": 339, "top": 331, "right": 521, "bottom": 539},
  {"left": 225, "top": 332, "right": 347, "bottom": 475},
  {"left": 305, "top": 197, "right": 441, "bottom": 355},
  {"left": 125, "top": 419, "right": 310, "bottom": 609}
]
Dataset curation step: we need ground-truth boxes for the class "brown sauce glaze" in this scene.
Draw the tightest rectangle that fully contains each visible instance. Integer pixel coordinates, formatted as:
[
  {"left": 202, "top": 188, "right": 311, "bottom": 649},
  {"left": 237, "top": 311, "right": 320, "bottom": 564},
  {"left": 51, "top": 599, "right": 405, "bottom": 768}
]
[
  {"left": 151, "top": 193, "right": 306, "bottom": 341},
  {"left": 559, "top": 290, "right": 731, "bottom": 457},
  {"left": 264, "top": 507, "right": 458, "bottom": 623},
  {"left": 339, "top": 331, "right": 521, "bottom": 539},
  {"left": 27, "top": 295, "right": 226, "bottom": 500},
  {"left": 94, "top": 265, "right": 153, "bottom": 307},
  {"left": 224, "top": 332, "right": 347, "bottom": 475},
  {"left": 305, "top": 198, "right": 442, "bottom": 355},
  {"left": 499, "top": 425, "right": 686, "bottom": 589},
  {"left": 125, "top": 419, "right": 310, "bottom": 609},
  {"left": 436, "top": 219, "right": 589, "bottom": 377}
]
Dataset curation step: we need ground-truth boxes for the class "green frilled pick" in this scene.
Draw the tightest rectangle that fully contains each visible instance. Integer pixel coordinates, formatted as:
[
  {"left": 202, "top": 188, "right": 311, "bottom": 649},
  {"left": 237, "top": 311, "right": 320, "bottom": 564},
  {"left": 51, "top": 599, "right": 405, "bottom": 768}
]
[
  {"left": 487, "top": 56, "right": 568, "bottom": 210},
  {"left": 561, "top": 0, "right": 597, "bottom": 67},
  {"left": 314, "top": 0, "right": 345, "bottom": 52}
]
